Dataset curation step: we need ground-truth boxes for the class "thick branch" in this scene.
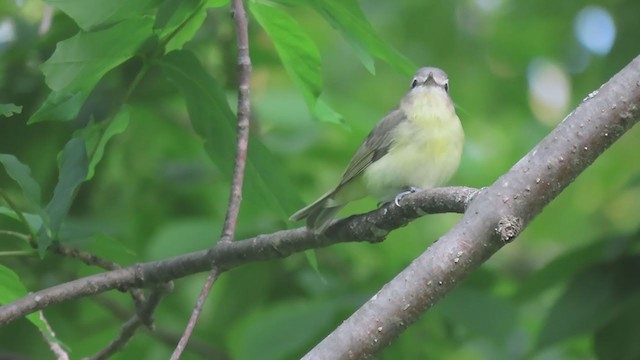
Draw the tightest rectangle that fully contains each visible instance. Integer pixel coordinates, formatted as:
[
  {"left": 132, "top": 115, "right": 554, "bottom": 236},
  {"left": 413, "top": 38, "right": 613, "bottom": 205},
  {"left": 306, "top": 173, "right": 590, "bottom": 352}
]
[
  {"left": 0, "top": 186, "right": 474, "bottom": 325},
  {"left": 303, "top": 56, "right": 640, "bottom": 359}
]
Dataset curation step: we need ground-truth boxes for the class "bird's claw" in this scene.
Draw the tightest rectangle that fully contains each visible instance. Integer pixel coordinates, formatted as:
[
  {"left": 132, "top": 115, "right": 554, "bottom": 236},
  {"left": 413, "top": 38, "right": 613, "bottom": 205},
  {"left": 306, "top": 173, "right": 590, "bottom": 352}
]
[{"left": 394, "top": 187, "right": 421, "bottom": 207}]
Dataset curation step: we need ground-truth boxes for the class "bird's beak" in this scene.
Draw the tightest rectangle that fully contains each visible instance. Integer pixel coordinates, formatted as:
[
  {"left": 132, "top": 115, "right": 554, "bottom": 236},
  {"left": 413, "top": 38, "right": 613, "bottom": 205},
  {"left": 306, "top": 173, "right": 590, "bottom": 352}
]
[{"left": 424, "top": 73, "right": 437, "bottom": 86}]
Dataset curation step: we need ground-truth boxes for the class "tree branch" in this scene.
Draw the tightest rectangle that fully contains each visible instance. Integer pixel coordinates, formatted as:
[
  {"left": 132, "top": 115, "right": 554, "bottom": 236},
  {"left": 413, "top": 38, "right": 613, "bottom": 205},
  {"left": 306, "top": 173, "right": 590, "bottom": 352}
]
[
  {"left": 302, "top": 55, "right": 640, "bottom": 359},
  {"left": 0, "top": 186, "right": 474, "bottom": 325}
]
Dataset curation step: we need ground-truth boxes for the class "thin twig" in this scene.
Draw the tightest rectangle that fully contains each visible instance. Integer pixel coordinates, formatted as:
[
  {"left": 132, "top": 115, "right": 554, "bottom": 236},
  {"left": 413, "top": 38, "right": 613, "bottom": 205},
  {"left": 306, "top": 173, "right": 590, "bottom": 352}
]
[
  {"left": 39, "top": 311, "right": 69, "bottom": 360},
  {"left": 0, "top": 230, "right": 30, "bottom": 243},
  {"left": 170, "top": 269, "right": 220, "bottom": 359},
  {"left": 172, "top": 0, "right": 253, "bottom": 356},
  {"left": 220, "top": 0, "right": 252, "bottom": 244},
  {"left": 0, "top": 189, "right": 38, "bottom": 245},
  {"left": 0, "top": 250, "right": 37, "bottom": 256},
  {"left": 93, "top": 295, "right": 229, "bottom": 359},
  {"left": 38, "top": 5, "right": 54, "bottom": 35},
  {"left": 87, "top": 283, "right": 173, "bottom": 360},
  {"left": 51, "top": 243, "right": 122, "bottom": 271}
]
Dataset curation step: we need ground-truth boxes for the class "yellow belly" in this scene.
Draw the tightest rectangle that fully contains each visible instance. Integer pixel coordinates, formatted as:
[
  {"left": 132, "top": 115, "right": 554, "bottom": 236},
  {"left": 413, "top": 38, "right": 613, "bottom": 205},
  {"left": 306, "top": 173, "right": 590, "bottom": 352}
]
[{"left": 363, "top": 96, "right": 464, "bottom": 201}]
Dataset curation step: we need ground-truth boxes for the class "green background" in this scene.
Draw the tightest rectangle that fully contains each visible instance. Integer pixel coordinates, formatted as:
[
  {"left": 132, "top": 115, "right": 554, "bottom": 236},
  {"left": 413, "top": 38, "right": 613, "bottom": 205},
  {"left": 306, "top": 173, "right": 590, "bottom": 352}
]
[{"left": 1, "top": 0, "right": 640, "bottom": 359}]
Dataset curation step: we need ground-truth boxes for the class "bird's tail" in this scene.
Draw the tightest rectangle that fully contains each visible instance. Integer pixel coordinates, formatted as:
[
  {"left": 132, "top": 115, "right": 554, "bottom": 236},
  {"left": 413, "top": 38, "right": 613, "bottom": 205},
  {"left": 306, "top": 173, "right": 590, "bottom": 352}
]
[{"left": 290, "top": 190, "right": 343, "bottom": 233}]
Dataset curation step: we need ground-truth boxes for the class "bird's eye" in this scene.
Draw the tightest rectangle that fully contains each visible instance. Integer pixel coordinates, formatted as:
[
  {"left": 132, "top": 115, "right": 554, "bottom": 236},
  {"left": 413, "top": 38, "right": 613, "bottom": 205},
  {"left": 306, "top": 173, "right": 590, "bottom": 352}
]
[
  {"left": 411, "top": 79, "right": 418, "bottom": 88},
  {"left": 444, "top": 83, "right": 449, "bottom": 92}
]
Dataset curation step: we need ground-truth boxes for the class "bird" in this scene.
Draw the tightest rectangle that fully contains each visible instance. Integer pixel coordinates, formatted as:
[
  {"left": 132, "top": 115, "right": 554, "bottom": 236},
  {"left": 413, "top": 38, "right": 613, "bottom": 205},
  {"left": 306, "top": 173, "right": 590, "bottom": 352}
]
[{"left": 290, "top": 67, "right": 464, "bottom": 233}]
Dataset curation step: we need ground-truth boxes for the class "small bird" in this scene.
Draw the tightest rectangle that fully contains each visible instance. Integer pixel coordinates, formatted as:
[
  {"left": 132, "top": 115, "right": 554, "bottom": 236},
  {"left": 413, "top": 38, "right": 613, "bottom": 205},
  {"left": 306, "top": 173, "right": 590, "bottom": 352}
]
[{"left": 290, "top": 67, "right": 464, "bottom": 233}]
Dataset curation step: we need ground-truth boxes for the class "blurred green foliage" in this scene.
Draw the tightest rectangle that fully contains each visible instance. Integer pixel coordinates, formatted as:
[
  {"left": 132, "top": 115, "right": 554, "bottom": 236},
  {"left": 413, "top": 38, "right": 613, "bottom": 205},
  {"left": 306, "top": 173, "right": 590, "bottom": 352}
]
[{"left": 1, "top": 0, "right": 639, "bottom": 359}]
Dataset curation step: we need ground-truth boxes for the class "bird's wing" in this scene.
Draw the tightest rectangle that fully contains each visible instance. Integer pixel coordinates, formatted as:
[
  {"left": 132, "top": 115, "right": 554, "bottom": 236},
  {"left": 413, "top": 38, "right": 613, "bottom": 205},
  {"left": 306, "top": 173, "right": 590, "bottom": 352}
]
[{"left": 337, "top": 108, "right": 407, "bottom": 188}]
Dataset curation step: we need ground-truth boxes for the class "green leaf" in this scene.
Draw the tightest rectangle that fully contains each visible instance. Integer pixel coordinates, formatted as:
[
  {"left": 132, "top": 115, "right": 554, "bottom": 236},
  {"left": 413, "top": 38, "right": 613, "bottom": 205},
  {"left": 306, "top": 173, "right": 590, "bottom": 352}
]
[
  {"left": 0, "top": 264, "right": 49, "bottom": 334},
  {"left": 40, "top": 138, "right": 89, "bottom": 253},
  {"left": 594, "top": 294, "right": 640, "bottom": 360},
  {"left": 45, "top": 0, "right": 156, "bottom": 31},
  {"left": 146, "top": 219, "right": 218, "bottom": 260},
  {"left": 324, "top": 0, "right": 414, "bottom": 74},
  {"left": 344, "top": 33, "right": 376, "bottom": 74},
  {"left": 0, "top": 154, "right": 48, "bottom": 246},
  {"left": 251, "top": 2, "right": 320, "bottom": 101},
  {"left": 0, "top": 154, "right": 42, "bottom": 208},
  {"left": 0, "top": 208, "right": 43, "bottom": 231},
  {"left": 29, "top": 90, "right": 89, "bottom": 124},
  {"left": 74, "top": 107, "right": 131, "bottom": 180},
  {"left": 515, "top": 240, "right": 606, "bottom": 302},
  {"left": 155, "top": 0, "right": 207, "bottom": 52},
  {"left": 313, "top": 98, "right": 343, "bottom": 124},
  {"left": 536, "top": 257, "right": 640, "bottom": 349},
  {"left": 311, "top": 0, "right": 415, "bottom": 76},
  {"left": 268, "top": 0, "right": 380, "bottom": 74},
  {"left": 250, "top": 2, "right": 343, "bottom": 124},
  {"left": 160, "top": 50, "right": 304, "bottom": 219},
  {"left": 161, "top": 51, "right": 235, "bottom": 172},
  {"left": 62, "top": 233, "right": 138, "bottom": 264},
  {"left": 0, "top": 103, "right": 22, "bottom": 117},
  {"left": 245, "top": 139, "right": 307, "bottom": 220},
  {"left": 435, "top": 287, "right": 518, "bottom": 346},
  {"left": 40, "top": 17, "right": 154, "bottom": 93},
  {"left": 0, "top": 264, "right": 29, "bottom": 305},
  {"left": 229, "top": 300, "right": 337, "bottom": 360}
]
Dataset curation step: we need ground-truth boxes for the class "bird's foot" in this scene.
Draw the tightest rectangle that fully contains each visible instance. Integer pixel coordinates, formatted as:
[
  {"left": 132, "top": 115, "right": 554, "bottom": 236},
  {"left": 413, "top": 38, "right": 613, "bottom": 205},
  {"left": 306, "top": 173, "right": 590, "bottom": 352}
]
[{"left": 394, "top": 187, "right": 422, "bottom": 207}]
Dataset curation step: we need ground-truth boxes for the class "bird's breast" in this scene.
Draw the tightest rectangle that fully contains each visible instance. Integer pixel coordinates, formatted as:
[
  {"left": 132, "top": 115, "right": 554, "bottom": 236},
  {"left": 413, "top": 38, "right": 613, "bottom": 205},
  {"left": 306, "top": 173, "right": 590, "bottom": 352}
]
[{"left": 363, "top": 90, "right": 464, "bottom": 201}]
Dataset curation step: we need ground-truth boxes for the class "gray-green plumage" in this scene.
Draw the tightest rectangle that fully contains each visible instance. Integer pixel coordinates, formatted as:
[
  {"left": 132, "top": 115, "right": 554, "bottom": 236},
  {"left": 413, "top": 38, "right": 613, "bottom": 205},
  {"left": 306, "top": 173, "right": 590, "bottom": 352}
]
[
  {"left": 290, "top": 67, "right": 464, "bottom": 233},
  {"left": 290, "top": 110, "right": 406, "bottom": 232}
]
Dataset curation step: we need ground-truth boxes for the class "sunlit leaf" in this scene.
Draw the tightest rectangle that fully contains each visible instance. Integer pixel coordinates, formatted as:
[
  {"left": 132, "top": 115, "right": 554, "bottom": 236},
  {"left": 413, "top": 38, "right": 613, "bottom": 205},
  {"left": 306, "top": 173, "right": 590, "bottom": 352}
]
[
  {"left": 29, "top": 90, "right": 89, "bottom": 123},
  {"left": 45, "top": 0, "right": 156, "bottom": 31},
  {"left": 310, "top": 0, "right": 415, "bottom": 76},
  {"left": 0, "top": 264, "right": 49, "bottom": 334},
  {"left": 0, "top": 264, "right": 28, "bottom": 303},
  {"left": 0, "top": 103, "right": 22, "bottom": 117},
  {"left": 40, "top": 17, "right": 154, "bottom": 93},
  {"left": 250, "top": 2, "right": 343, "bottom": 124},
  {"left": 251, "top": 2, "right": 320, "bottom": 101},
  {"left": 155, "top": 0, "right": 207, "bottom": 52},
  {"left": 313, "top": 98, "right": 343, "bottom": 124}
]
